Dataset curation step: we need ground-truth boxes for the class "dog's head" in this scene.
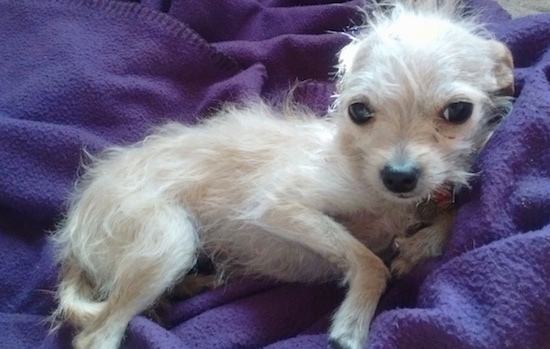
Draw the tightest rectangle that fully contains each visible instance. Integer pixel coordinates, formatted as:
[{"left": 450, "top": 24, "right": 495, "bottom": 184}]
[{"left": 333, "top": 0, "right": 514, "bottom": 204}]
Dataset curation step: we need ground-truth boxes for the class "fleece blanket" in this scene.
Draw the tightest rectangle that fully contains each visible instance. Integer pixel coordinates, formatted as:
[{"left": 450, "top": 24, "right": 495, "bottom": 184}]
[{"left": 0, "top": 0, "right": 549, "bottom": 348}]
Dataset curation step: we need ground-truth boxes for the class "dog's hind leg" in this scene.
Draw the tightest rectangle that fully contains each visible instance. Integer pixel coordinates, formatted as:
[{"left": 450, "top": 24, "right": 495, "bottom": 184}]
[
  {"left": 255, "top": 204, "right": 390, "bottom": 349},
  {"left": 72, "top": 206, "right": 198, "bottom": 349}
]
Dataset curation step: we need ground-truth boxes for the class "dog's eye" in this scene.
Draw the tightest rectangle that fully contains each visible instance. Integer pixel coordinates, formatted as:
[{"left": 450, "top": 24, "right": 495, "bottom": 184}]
[
  {"left": 443, "top": 102, "right": 473, "bottom": 124},
  {"left": 348, "top": 102, "right": 373, "bottom": 125}
]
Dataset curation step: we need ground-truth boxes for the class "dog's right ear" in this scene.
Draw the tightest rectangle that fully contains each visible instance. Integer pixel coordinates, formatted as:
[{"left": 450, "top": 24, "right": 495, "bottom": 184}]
[
  {"left": 337, "top": 39, "right": 360, "bottom": 78},
  {"left": 489, "top": 40, "right": 514, "bottom": 97}
]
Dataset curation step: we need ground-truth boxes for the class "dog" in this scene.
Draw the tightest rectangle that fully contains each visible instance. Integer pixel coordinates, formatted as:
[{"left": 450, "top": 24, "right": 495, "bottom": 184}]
[{"left": 50, "top": 1, "right": 514, "bottom": 349}]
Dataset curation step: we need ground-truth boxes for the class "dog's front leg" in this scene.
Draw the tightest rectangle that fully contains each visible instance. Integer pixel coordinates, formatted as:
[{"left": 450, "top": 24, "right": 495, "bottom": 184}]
[
  {"left": 390, "top": 208, "right": 456, "bottom": 278},
  {"left": 258, "top": 204, "right": 390, "bottom": 349}
]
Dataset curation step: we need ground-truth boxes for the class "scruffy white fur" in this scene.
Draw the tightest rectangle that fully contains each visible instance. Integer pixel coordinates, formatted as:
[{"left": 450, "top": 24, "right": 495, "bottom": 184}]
[{"left": 50, "top": 1, "right": 514, "bottom": 349}]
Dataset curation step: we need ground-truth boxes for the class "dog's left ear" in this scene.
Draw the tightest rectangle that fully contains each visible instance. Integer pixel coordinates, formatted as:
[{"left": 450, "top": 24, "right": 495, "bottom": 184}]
[{"left": 489, "top": 40, "right": 514, "bottom": 96}]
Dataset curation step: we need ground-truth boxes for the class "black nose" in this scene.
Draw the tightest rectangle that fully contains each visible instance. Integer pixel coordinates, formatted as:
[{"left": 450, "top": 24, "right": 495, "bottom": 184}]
[{"left": 381, "top": 164, "right": 420, "bottom": 193}]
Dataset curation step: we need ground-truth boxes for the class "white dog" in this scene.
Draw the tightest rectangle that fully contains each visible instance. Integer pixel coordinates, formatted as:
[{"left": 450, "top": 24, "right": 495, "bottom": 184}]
[{"left": 50, "top": 1, "right": 514, "bottom": 349}]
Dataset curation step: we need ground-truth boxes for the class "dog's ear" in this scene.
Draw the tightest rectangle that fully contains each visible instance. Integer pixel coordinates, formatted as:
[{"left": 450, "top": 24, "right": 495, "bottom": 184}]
[
  {"left": 337, "top": 40, "right": 360, "bottom": 78},
  {"left": 489, "top": 40, "right": 514, "bottom": 96}
]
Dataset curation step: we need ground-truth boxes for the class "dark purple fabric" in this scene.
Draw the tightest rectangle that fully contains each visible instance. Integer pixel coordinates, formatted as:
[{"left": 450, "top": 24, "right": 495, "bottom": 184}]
[{"left": 1, "top": 0, "right": 549, "bottom": 348}]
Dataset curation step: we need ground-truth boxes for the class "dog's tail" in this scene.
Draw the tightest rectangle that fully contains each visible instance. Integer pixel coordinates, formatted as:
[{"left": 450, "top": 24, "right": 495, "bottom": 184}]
[{"left": 49, "top": 264, "right": 106, "bottom": 332}]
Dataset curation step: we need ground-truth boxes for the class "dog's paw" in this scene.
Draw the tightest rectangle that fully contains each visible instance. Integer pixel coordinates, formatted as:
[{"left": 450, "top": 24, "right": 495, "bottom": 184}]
[
  {"left": 389, "top": 251, "right": 412, "bottom": 278},
  {"left": 389, "top": 236, "right": 422, "bottom": 278},
  {"left": 390, "top": 255, "right": 414, "bottom": 278},
  {"left": 390, "top": 223, "right": 447, "bottom": 278},
  {"left": 328, "top": 337, "right": 354, "bottom": 349},
  {"left": 328, "top": 335, "right": 362, "bottom": 349},
  {"left": 328, "top": 316, "right": 367, "bottom": 349}
]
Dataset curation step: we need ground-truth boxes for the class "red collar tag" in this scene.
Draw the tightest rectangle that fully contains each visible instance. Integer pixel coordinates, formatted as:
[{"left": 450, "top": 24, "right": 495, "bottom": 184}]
[{"left": 433, "top": 184, "right": 455, "bottom": 209}]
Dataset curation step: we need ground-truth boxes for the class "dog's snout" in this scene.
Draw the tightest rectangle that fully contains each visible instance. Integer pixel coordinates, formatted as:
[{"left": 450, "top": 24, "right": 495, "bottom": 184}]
[{"left": 381, "top": 164, "right": 420, "bottom": 193}]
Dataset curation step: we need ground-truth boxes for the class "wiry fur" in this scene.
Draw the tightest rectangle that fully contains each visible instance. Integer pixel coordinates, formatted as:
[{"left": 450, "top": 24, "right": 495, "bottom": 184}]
[{"left": 50, "top": 1, "right": 514, "bottom": 349}]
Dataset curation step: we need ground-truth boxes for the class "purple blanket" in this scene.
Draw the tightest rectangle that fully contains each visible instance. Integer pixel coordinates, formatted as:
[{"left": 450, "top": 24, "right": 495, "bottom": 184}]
[{"left": 1, "top": 0, "right": 549, "bottom": 348}]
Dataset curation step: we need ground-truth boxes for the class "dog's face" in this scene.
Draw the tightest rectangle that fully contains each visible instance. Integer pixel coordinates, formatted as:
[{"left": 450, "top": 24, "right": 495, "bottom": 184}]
[{"left": 334, "top": 7, "right": 514, "bottom": 204}]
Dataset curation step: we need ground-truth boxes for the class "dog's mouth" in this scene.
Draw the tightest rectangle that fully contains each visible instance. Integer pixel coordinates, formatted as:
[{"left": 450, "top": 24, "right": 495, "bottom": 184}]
[
  {"left": 395, "top": 193, "right": 418, "bottom": 200},
  {"left": 380, "top": 190, "right": 425, "bottom": 204}
]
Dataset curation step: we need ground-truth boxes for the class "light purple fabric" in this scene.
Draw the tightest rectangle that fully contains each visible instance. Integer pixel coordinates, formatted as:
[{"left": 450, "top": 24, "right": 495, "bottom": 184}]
[{"left": 1, "top": 0, "right": 548, "bottom": 348}]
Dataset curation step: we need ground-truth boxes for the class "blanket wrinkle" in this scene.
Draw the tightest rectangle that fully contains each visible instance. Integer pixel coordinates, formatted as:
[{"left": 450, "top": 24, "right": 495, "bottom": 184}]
[
  {"left": 213, "top": 33, "right": 350, "bottom": 98},
  {"left": 163, "top": 283, "right": 342, "bottom": 349},
  {"left": 499, "top": 15, "right": 550, "bottom": 68},
  {"left": 167, "top": 0, "right": 363, "bottom": 43},
  {"left": 165, "top": 278, "right": 283, "bottom": 326},
  {"left": 1, "top": 0, "right": 550, "bottom": 348}
]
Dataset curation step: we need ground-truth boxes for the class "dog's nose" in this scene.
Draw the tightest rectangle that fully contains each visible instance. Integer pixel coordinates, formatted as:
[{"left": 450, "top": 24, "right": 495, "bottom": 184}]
[{"left": 381, "top": 164, "right": 420, "bottom": 193}]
